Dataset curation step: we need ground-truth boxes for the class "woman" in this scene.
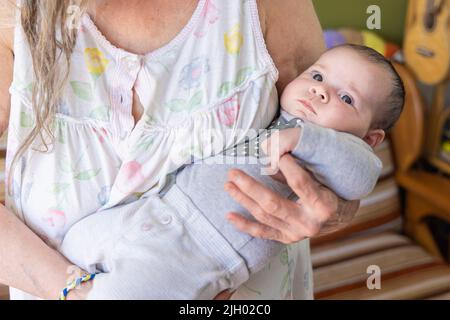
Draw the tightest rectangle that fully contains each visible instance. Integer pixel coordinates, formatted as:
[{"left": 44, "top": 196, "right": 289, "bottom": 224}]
[{"left": 0, "top": 0, "right": 359, "bottom": 299}]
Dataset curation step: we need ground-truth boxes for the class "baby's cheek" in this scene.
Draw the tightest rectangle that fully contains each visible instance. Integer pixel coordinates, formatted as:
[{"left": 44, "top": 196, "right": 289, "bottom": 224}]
[
  {"left": 319, "top": 108, "right": 354, "bottom": 131},
  {"left": 279, "top": 94, "right": 296, "bottom": 114}
]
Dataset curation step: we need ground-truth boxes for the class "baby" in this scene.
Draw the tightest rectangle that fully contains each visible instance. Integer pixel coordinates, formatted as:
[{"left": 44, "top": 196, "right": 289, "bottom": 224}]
[{"left": 59, "top": 44, "right": 405, "bottom": 299}]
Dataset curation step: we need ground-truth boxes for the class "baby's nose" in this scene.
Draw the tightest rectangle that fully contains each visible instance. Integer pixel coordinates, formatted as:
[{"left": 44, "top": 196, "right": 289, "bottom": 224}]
[{"left": 309, "top": 86, "right": 329, "bottom": 103}]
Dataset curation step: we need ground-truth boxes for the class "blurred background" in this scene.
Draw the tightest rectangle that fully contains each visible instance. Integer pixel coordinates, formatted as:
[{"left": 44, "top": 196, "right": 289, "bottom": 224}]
[{"left": 308, "top": 0, "right": 450, "bottom": 299}]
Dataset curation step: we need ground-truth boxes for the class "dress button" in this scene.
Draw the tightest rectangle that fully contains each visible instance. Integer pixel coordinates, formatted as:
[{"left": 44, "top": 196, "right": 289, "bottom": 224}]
[
  {"left": 160, "top": 214, "right": 172, "bottom": 225},
  {"left": 123, "top": 56, "right": 141, "bottom": 71},
  {"left": 141, "top": 222, "right": 153, "bottom": 232}
]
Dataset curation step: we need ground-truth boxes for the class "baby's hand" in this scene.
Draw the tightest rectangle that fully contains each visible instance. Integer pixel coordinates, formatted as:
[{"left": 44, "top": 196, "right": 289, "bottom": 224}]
[{"left": 260, "top": 128, "right": 301, "bottom": 175}]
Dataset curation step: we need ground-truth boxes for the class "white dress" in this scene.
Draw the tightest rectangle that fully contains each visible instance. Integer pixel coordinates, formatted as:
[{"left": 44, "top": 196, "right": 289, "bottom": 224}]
[{"left": 6, "top": 0, "right": 313, "bottom": 300}]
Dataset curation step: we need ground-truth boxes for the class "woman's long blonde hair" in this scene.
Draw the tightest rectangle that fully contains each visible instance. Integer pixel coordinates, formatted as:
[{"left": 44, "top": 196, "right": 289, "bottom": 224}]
[{"left": 6, "top": 0, "right": 89, "bottom": 196}]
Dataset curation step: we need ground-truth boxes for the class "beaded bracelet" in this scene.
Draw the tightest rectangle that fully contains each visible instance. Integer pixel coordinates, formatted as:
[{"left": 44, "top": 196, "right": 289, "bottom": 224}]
[{"left": 59, "top": 273, "right": 97, "bottom": 300}]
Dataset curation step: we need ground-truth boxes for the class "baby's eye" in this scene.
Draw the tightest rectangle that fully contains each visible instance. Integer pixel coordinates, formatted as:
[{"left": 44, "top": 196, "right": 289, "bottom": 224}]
[
  {"left": 340, "top": 94, "right": 354, "bottom": 105},
  {"left": 312, "top": 72, "right": 323, "bottom": 82}
]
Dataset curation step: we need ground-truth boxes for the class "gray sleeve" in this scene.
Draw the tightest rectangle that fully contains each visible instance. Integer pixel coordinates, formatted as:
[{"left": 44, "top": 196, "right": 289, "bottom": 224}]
[{"left": 291, "top": 121, "right": 382, "bottom": 200}]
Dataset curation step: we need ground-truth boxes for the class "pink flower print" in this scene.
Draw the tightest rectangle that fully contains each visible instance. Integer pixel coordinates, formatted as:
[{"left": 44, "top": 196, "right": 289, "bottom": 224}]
[
  {"left": 43, "top": 209, "right": 66, "bottom": 229},
  {"left": 194, "top": 0, "right": 219, "bottom": 38},
  {"left": 92, "top": 127, "right": 108, "bottom": 143},
  {"left": 116, "top": 160, "right": 145, "bottom": 194},
  {"left": 179, "top": 57, "right": 210, "bottom": 90},
  {"left": 217, "top": 96, "right": 240, "bottom": 127}
]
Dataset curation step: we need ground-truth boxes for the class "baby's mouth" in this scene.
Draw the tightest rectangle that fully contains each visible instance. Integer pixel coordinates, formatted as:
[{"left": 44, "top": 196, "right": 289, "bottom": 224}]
[{"left": 297, "top": 99, "right": 317, "bottom": 115}]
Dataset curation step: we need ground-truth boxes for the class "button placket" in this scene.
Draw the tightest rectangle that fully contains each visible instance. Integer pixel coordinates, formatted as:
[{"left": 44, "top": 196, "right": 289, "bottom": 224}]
[{"left": 122, "top": 55, "right": 143, "bottom": 75}]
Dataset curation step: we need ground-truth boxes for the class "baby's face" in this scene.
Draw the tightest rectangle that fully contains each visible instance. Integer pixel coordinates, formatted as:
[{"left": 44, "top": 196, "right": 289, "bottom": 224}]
[{"left": 280, "top": 47, "right": 391, "bottom": 140}]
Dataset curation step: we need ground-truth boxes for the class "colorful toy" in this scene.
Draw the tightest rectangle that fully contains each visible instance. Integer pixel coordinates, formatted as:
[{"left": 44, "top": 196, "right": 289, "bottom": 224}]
[{"left": 324, "top": 28, "right": 400, "bottom": 59}]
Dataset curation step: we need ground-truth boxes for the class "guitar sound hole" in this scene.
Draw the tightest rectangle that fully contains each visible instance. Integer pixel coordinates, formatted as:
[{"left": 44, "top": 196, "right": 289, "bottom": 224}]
[{"left": 425, "top": 12, "right": 436, "bottom": 30}]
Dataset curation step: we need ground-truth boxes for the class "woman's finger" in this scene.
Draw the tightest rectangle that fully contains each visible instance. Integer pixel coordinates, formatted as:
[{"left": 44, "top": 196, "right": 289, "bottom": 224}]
[
  {"left": 224, "top": 181, "right": 290, "bottom": 231},
  {"left": 278, "top": 154, "right": 320, "bottom": 202},
  {"left": 227, "top": 212, "right": 286, "bottom": 242},
  {"left": 227, "top": 169, "right": 283, "bottom": 216}
]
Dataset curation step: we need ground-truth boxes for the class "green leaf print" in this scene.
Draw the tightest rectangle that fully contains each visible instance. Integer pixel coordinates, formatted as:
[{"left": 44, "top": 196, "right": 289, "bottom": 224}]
[
  {"left": 70, "top": 81, "right": 93, "bottom": 102},
  {"left": 89, "top": 106, "right": 111, "bottom": 121},
  {"left": 51, "top": 183, "right": 70, "bottom": 195},
  {"left": 74, "top": 168, "right": 101, "bottom": 181},
  {"left": 131, "top": 135, "right": 154, "bottom": 154},
  {"left": 234, "top": 67, "right": 253, "bottom": 87},
  {"left": 144, "top": 114, "right": 155, "bottom": 126},
  {"left": 217, "top": 81, "right": 234, "bottom": 98},
  {"left": 20, "top": 111, "right": 34, "bottom": 128},
  {"left": 25, "top": 82, "right": 34, "bottom": 92},
  {"left": 58, "top": 155, "right": 74, "bottom": 174},
  {"left": 54, "top": 119, "right": 67, "bottom": 144},
  {"left": 166, "top": 99, "right": 188, "bottom": 112},
  {"left": 243, "top": 285, "right": 261, "bottom": 296},
  {"left": 280, "top": 270, "right": 290, "bottom": 293},
  {"left": 280, "top": 247, "right": 289, "bottom": 265},
  {"left": 188, "top": 91, "right": 203, "bottom": 111}
]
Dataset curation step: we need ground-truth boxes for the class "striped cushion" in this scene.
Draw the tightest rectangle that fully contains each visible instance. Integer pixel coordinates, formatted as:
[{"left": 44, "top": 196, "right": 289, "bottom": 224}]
[
  {"left": 314, "top": 239, "right": 440, "bottom": 297},
  {"left": 318, "top": 264, "right": 450, "bottom": 300},
  {"left": 312, "top": 232, "right": 411, "bottom": 268}
]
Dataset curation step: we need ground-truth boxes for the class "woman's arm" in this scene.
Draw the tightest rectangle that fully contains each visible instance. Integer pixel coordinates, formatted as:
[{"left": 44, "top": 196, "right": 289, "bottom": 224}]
[
  {"left": 260, "top": 0, "right": 325, "bottom": 92},
  {"left": 0, "top": 2, "right": 14, "bottom": 135},
  {"left": 0, "top": 14, "right": 87, "bottom": 299},
  {"left": 0, "top": 204, "right": 85, "bottom": 299}
]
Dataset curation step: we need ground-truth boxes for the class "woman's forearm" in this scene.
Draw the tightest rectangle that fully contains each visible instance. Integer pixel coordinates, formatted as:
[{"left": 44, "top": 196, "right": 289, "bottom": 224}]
[{"left": 0, "top": 204, "right": 78, "bottom": 299}]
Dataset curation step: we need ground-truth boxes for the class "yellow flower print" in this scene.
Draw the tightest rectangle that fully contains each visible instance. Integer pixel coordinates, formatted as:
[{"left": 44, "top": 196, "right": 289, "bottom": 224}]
[
  {"left": 224, "top": 23, "right": 243, "bottom": 54},
  {"left": 84, "top": 48, "right": 110, "bottom": 76}
]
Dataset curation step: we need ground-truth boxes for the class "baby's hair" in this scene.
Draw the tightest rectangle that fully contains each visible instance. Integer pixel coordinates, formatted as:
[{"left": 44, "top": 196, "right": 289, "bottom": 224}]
[{"left": 332, "top": 44, "right": 405, "bottom": 132}]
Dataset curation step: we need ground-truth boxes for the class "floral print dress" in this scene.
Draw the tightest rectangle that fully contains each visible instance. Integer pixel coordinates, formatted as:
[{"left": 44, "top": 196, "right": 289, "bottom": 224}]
[{"left": 6, "top": 0, "right": 313, "bottom": 300}]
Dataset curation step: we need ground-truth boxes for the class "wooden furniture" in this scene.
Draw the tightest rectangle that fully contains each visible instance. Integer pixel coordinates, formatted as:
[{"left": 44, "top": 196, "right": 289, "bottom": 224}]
[
  {"left": 425, "top": 81, "right": 450, "bottom": 174},
  {"left": 391, "top": 63, "right": 450, "bottom": 259}
]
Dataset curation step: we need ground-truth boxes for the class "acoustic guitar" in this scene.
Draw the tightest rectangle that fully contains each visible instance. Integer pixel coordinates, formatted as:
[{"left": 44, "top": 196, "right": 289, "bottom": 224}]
[{"left": 404, "top": 0, "right": 450, "bottom": 85}]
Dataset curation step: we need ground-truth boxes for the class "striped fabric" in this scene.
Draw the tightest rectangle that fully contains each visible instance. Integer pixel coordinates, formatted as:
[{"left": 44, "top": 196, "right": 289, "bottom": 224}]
[{"left": 311, "top": 139, "right": 450, "bottom": 300}]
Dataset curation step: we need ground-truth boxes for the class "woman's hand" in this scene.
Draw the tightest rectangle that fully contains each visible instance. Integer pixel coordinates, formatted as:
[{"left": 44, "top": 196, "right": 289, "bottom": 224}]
[{"left": 224, "top": 154, "right": 359, "bottom": 244}]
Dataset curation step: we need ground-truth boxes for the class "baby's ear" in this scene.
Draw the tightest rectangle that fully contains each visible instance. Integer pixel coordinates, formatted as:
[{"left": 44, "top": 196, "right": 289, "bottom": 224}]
[{"left": 363, "top": 129, "right": 385, "bottom": 148}]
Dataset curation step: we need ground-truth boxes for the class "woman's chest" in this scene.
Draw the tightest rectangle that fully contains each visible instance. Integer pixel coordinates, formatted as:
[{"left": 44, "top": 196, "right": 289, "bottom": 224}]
[{"left": 86, "top": 0, "right": 201, "bottom": 56}]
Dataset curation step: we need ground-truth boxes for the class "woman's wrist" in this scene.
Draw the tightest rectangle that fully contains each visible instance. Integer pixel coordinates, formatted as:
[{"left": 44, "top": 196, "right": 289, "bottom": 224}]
[{"left": 60, "top": 273, "right": 96, "bottom": 300}]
